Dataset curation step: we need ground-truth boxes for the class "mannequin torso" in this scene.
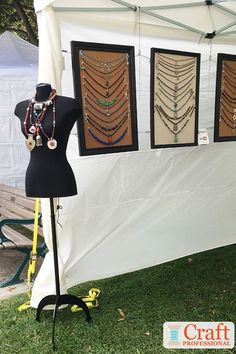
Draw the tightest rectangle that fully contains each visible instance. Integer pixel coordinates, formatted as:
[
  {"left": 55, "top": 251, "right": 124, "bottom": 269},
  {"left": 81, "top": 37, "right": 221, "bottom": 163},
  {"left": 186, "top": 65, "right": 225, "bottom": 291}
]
[{"left": 14, "top": 84, "right": 82, "bottom": 198}]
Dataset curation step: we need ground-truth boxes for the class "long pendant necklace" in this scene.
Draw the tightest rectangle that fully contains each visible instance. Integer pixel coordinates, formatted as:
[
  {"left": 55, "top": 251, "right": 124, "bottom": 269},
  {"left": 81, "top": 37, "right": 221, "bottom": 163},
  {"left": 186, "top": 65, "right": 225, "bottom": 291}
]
[
  {"left": 156, "top": 64, "right": 194, "bottom": 78},
  {"left": 157, "top": 75, "right": 194, "bottom": 94},
  {"left": 83, "top": 76, "right": 125, "bottom": 99},
  {"left": 155, "top": 105, "right": 195, "bottom": 143},
  {"left": 157, "top": 71, "right": 194, "bottom": 87},
  {"left": 82, "top": 69, "right": 127, "bottom": 97},
  {"left": 24, "top": 89, "right": 57, "bottom": 151},
  {"left": 159, "top": 81, "right": 192, "bottom": 100},
  {"left": 159, "top": 87, "right": 193, "bottom": 106},
  {"left": 156, "top": 104, "right": 195, "bottom": 122},
  {"left": 155, "top": 92, "right": 192, "bottom": 114}
]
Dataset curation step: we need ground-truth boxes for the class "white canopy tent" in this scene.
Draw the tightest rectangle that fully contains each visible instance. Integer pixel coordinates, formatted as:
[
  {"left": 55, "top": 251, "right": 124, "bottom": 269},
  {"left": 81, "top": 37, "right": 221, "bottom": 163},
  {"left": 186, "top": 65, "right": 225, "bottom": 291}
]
[
  {"left": 0, "top": 31, "right": 38, "bottom": 187},
  {"left": 31, "top": 1, "right": 236, "bottom": 307}
]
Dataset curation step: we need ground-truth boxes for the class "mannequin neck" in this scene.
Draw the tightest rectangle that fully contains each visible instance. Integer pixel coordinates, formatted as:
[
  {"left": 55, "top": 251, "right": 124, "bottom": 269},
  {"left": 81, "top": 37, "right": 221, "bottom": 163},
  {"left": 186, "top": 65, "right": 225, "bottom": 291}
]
[{"left": 35, "top": 83, "right": 53, "bottom": 102}]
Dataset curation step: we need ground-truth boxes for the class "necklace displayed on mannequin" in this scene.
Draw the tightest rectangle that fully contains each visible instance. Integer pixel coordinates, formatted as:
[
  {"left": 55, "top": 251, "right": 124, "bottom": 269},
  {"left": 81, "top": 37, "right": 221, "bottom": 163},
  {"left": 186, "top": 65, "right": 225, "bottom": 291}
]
[{"left": 23, "top": 89, "right": 57, "bottom": 151}]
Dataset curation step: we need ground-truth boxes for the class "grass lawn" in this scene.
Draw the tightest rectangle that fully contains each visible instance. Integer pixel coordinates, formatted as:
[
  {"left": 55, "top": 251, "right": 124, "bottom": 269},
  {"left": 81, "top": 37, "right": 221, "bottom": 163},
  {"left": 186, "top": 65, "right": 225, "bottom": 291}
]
[{"left": 0, "top": 243, "right": 235, "bottom": 354}]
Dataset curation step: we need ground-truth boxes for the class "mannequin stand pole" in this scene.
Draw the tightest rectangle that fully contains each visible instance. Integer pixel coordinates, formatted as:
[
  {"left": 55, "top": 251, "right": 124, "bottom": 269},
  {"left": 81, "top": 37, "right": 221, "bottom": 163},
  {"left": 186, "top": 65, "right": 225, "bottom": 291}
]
[{"left": 36, "top": 197, "right": 91, "bottom": 350}]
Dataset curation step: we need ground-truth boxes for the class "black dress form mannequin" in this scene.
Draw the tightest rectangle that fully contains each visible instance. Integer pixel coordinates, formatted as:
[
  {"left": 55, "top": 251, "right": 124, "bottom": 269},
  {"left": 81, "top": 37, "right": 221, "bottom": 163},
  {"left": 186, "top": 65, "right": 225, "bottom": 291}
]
[
  {"left": 14, "top": 83, "right": 91, "bottom": 350},
  {"left": 15, "top": 83, "right": 79, "bottom": 197}
]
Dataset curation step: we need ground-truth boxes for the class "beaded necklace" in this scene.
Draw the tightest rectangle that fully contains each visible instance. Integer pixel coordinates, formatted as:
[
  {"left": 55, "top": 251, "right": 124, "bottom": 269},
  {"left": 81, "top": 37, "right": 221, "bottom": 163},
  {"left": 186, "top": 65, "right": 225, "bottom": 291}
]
[
  {"left": 223, "top": 76, "right": 236, "bottom": 90},
  {"left": 223, "top": 62, "right": 236, "bottom": 75},
  {"left": 84, "top": 84, "right": 128, "bottom": 108},
  {"left": 221, "top": 91, "right": 236, "bottom": 105},
  {"left": 155, "top": 104, "right": 195, "bottom": 143},
  {"left": 23, "top": 89, "right": 57, "bottom": 151},
  {"left": 155, "top": 104, "right": 195, "bottom": 122},
  {"left": 155, "top": 92, "right": 191, "bottom": 114},
  {"left": 157, "top": 58, "right": 195, "bottom": 70},
  {"left": 82, "top": 67, "right": 127, "bottom": 91},
  {"left": 158, "top": 54, "right": 194, "bottom": 64},
  {"left": 83, "top": 76, "right": 125, "bottom": 99},
  {"left": 82, "top": 69, "right": 127, "bottom": 98},
  {"left": 157, "top": 75, "right": 194, "bottom": 94},
  {"left": 158, "top": 81, "right": 192, "bottom": 100},
  {"left": 157, "top": 63, "right": 195, "bottom": 78},
  {"left": 85, "top": 112, "right": 129, "bottom": 133},
  {"left": 84, "top": 102, "right": 129, "bottom": 123},
  {"left": 81, "top": 60, "right": 128, "bottom": 80},
  {"left": 87, "top": 126, "right": 128, "bottom": 145},
  {"left": 80, "top": 51, "right": 128, "bottom": 67},
  {"left": 220, "top": 112, "right": 236, "bottom": 134},
  {"left": 159, "top": 87, "right": 193, "bottom": 106},
  {"left": 157, "top": 71, "right": 194, "bottom": 87},
  {"left": 221, "top": 102, "right": 236, "bottom": 117},
  {"left": 81, "top": 57, "right": 128, "bottom": 77}
]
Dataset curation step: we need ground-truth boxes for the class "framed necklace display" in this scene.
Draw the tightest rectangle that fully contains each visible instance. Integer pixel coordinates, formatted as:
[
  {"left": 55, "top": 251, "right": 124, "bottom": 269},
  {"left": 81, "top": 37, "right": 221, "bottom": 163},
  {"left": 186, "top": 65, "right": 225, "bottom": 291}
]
[
  {"left": 71, "top": 41, "right": 138, "bottom": 156},
  {"left": 214, "top": 53, "right": 236, "bottom": 142},
  {"left": 150, "top": 48, "right": 200, "bottom": 149}
]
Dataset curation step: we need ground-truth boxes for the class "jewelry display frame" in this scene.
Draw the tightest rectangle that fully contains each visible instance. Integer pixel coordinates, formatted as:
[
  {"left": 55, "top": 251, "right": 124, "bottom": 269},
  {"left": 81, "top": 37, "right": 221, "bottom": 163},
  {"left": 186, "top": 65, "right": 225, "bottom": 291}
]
[
  {"left": 150, "top": 48, "right": 200, "bottom": 149},
  {"left": 71, "top": 41, "right": 138, "bottom": 156},
  {"left": 214, "top": 53, "right": 236, "bottom": 142}
]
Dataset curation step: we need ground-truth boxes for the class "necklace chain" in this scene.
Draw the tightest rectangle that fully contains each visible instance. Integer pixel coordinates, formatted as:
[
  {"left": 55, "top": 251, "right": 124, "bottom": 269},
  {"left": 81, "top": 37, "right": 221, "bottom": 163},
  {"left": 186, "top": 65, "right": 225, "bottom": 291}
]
[{"left": 23, "top": 89, "right": 57, "bottom": 150}]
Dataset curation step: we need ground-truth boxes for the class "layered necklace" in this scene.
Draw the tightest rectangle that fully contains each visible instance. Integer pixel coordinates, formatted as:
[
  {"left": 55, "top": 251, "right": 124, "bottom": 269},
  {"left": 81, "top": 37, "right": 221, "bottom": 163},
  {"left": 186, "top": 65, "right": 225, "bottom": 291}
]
[
  {"left": 154, "top": 54, "right": 196, "bottom": 143},
  {"left": 80, "top": 50, "right": 130, "bottom": 146},
  {"left": 219, "top": 61, "right": 236, "bottom": 135},
  {"left": 23, "top": 89, "right": 57, "bottom": 151}
]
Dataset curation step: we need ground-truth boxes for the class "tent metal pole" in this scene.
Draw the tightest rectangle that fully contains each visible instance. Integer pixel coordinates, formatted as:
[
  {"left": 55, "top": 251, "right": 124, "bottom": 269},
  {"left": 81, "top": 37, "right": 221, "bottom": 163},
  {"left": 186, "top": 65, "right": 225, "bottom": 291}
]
[
  {"left": 140, "top": 8, "right": 205, "bottom": 36},
  {"left": 110, "top": 0, "right": 137, "bottom": 11},
  {"left": 217, "top": 30, "right": 236, "bottom": 36},
  {"left": 214, "top": 3, "right": 236, "bottom": 18},
  {"left": 141, "top": 2, "right": 205, "bottom": 11},
  {"left": 215, "top": 20, "right": 236, "bottom": 35},
  {"left": 141, "top": 0, "right": 229, "bottom": 11},
  {"left": 54, "top": 7, "right": 132, "bottom": 13}
]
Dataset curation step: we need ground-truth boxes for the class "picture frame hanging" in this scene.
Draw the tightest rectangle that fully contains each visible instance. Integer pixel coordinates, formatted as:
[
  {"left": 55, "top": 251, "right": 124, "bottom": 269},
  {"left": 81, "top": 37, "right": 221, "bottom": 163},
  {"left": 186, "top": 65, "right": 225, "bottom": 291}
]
[
  {"left": 71, "top": 41, "right": 138, "bottom": 156},
  {"left": 214, "top": 53, "right": 236, "bottom": 142},
  {"left": 150, "top": 48, "right": 200, "bottom": 149}
]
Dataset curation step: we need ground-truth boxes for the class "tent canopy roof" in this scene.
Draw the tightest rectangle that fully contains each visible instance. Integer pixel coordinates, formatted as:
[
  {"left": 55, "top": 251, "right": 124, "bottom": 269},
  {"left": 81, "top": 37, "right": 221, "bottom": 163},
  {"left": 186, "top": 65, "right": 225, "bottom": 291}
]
[
  {"left": 34, "top": 0, "right": 236, "bottom": 42},
  {"left": 0, "top": 31, "right": 38, "bottom": 68}
]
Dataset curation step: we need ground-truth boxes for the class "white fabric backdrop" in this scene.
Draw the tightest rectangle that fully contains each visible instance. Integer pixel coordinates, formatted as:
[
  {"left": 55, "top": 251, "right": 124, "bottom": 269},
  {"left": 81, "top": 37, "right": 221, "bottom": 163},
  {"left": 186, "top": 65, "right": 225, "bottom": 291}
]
[
  {"left": 0, "top": 32, "right": 38, "bottom": 188},
  {"left": 31, "top": 2, "right": 236, "bottom": 306}
]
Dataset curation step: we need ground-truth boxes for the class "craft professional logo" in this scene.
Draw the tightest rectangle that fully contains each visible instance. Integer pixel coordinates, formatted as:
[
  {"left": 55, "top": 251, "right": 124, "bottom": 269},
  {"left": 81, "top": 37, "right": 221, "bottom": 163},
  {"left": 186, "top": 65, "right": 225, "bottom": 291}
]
[{"left": 163, "top": 322, "right": 235, "bottom": 349}]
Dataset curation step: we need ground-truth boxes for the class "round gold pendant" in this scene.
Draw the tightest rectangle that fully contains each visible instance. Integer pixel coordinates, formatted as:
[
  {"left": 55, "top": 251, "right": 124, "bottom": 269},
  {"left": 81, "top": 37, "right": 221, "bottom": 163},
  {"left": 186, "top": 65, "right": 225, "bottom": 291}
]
[{"left": 47, "top": 139, "right": 57, "bottom": 150}]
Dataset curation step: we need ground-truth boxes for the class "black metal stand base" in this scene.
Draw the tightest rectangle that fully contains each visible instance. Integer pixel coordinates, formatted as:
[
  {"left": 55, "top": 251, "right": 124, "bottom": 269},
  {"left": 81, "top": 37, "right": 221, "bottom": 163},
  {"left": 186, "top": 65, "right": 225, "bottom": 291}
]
[
  {"left": 36, "top": 294, "right": 91, "bottom": 350},
  {"left": 35, "top": 198, "right": 91, "bottom": 351}
]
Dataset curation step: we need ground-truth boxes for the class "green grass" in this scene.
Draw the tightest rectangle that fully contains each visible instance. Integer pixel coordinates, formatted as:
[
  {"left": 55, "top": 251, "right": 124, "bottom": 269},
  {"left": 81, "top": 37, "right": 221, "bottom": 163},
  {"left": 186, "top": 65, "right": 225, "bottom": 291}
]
[{"left": 0, "top": 244, "right": 235, "bottom": 354}]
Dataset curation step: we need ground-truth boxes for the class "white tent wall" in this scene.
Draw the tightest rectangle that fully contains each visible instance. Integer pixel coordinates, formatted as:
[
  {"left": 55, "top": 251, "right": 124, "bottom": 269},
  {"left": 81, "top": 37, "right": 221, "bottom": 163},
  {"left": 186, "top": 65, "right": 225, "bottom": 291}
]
[
  {"left": 0, "top": 32, "right": 38, "bottom": 188},
  {"left": 0, "top": 69, "right": 38, "bottom": 188},
  {"left": 31, "top": 1, "right": 236, "bottom": 307}
]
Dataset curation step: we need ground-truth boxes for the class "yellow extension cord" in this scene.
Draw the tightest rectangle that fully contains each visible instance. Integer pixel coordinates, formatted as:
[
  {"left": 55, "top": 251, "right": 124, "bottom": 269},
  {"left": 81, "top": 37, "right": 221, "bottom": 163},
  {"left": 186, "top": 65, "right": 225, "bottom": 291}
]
[{"left": 18, "top": 199, "right": 100, "bottom": 312}]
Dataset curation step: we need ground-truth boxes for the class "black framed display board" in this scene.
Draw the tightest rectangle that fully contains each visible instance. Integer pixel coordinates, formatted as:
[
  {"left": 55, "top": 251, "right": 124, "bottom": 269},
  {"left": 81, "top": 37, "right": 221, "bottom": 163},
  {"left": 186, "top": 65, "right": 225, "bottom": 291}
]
[
  {"left": 71, "top": 41, "right": 138, "bottom": 156},
  {"left": 150, "top": 48, "right": 200, "bottom": 149},
  {"left": 214, "top": 53, "right": 236, "bottom": 142}
]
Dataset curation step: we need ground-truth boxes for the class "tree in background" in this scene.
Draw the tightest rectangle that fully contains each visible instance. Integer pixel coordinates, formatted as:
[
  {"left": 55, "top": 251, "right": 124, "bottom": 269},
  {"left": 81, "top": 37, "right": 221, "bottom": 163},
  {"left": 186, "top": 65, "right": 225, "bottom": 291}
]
[{"left": 0, "top": 0, "right": 38, "bottom": 46}]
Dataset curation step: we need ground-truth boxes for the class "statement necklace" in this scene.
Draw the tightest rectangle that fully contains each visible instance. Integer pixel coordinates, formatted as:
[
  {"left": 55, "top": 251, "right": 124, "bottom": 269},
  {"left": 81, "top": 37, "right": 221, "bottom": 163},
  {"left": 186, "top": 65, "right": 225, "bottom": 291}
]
[{"left": 23, "top": 89, "right": 57, "bottom": 151}]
